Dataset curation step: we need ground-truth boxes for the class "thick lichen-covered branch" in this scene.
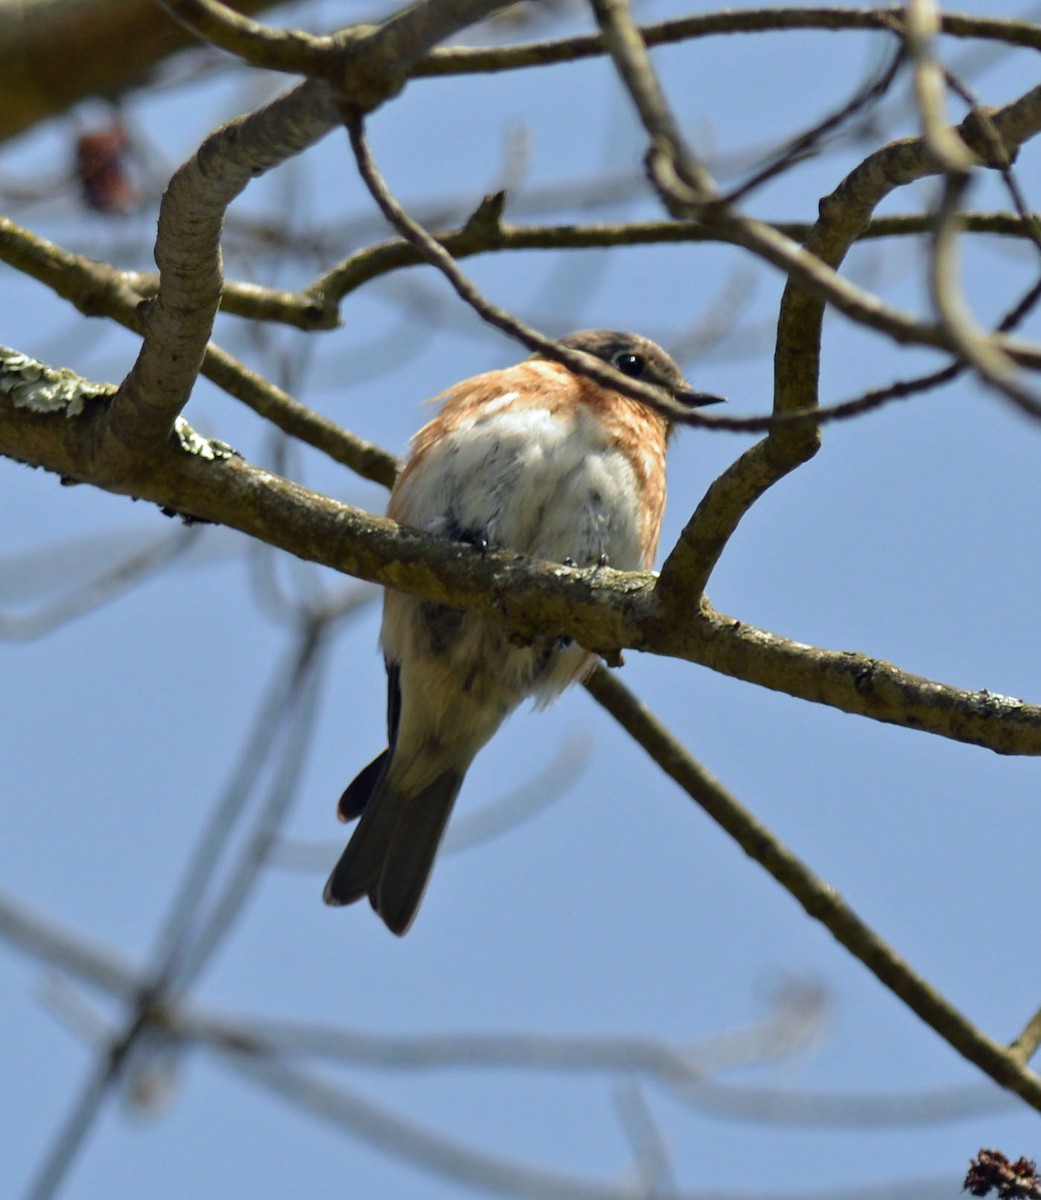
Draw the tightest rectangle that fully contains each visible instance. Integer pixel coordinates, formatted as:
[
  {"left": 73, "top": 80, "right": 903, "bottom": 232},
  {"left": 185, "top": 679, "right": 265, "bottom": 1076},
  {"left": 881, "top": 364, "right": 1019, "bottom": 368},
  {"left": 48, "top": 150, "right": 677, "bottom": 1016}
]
[{"left": 4, "top": 352, "right": 1041, "bottom": 757}]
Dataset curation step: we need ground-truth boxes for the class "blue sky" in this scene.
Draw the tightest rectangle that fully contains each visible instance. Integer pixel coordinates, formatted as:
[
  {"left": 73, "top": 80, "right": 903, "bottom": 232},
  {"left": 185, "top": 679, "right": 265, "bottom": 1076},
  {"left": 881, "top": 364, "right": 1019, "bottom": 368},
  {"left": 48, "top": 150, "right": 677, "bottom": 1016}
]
[{"left": 3, "top": 1, "right": 1041, "bottom": 1196}]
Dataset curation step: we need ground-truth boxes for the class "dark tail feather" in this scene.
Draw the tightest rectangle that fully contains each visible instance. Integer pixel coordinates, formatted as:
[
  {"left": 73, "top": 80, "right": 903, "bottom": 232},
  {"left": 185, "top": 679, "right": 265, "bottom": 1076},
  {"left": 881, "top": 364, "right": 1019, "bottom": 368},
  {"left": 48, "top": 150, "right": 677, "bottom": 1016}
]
[
  {"left": 337, "top": 749, "right": 390, "bottom": 822},
  {"left": 375, "top": 770, "right": 464, "bottom": 936},
  {"left": 323, "top": 776, "right": 407, "bottom": 908},
  {"left": 323, "top": 767, "right": 464, "bottom": 935}
]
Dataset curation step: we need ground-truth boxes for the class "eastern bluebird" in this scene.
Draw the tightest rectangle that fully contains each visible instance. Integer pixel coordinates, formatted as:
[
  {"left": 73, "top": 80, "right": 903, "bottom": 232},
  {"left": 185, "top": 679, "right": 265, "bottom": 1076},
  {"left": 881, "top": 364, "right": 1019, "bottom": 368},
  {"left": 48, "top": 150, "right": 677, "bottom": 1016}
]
[{"left": 323, "top": 330, "right": 724, "bottom": 934}]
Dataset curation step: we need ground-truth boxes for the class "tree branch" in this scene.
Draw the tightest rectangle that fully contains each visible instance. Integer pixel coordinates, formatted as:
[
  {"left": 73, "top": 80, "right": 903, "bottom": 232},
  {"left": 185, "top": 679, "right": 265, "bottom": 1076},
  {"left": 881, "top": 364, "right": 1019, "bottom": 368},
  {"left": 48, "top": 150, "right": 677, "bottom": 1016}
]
[
  {"left": 107, "top": 0, "right": 512, "bottom": 457},
  {"left": 0, "top": 216, "right": 395, "bottom": 483},
  {"left": 656, "top": 82, "right": 1041, "bottom": 602},
  {"left": 416, "top": 7, "right": 1041, "bottom": 78},
  {"left": 4, "top": 345, "right": 1041, "bottom": 755},
  {"left": 312, "top": 211, "right": 1041, "bottom": 303},
  {"left": 112, "top": 78, "right": 340, "bottom": 452},
  {"left": 153, "top": 0, "right": 334, "bottom": 72},
  {"left": 584, "top": 666, "right": 1041, "bottom": 1112}
]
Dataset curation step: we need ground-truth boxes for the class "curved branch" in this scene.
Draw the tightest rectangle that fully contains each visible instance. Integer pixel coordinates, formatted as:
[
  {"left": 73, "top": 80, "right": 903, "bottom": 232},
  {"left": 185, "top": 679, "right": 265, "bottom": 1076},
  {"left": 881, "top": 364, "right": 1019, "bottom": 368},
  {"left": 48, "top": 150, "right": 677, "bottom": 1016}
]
[
  {"left": 656, "top": 82, "right": 1041, "bottom": 601},
  {"left": 106, "top": 0, "right": 512, "bottom": 456},
  {"left": 112, "top": 78, "right": 340, "bottom": 451},
  {"left": 153, "top": 0, "right": 334, "bottom": 72}
]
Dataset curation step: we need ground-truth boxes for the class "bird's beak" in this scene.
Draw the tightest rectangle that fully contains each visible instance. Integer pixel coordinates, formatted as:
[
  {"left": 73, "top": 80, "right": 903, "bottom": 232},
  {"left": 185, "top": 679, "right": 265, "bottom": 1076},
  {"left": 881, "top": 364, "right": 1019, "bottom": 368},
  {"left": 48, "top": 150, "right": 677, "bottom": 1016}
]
[{"left": 675, "top": 388, "right": 727, "bottom": 409}]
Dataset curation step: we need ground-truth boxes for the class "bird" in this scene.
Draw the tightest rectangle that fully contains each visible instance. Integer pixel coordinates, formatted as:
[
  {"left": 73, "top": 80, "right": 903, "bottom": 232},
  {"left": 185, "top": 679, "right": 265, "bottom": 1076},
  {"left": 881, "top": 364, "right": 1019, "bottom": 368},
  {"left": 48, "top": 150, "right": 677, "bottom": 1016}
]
[{"left": 323, "top": 330, "right": 724, "bottom": 934}]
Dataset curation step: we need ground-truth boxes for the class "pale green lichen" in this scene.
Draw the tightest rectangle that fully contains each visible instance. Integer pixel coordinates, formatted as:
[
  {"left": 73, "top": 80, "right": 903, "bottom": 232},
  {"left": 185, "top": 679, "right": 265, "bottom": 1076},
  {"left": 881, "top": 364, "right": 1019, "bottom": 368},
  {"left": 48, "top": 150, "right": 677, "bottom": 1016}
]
[
  {"left": 174, "top": 416, "right": 237, "bottom": 461},
  {"left": 971, "top": 688, "right": 1024, "bottom": 714},
  {"left": 0, "top": 345, "right": 114, "bottom": 416},
  {"left": 2, "top": 345, "right": 238, "bottom": 460}
]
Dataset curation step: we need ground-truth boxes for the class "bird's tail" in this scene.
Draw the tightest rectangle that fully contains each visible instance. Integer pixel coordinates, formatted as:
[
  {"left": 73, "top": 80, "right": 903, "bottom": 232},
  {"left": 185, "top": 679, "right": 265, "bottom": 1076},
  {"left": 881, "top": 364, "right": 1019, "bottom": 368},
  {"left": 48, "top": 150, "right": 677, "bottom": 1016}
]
[{"left": 323, "top": 763, "right": 464, "bottom": 936}]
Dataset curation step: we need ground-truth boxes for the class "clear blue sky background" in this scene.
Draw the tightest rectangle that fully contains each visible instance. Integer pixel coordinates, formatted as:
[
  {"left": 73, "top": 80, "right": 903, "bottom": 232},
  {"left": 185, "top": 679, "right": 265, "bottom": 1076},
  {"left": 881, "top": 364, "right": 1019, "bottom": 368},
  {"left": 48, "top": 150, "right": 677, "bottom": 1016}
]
[{"left": 3, "top": 0, "right": 1041, "bottom": 1196}]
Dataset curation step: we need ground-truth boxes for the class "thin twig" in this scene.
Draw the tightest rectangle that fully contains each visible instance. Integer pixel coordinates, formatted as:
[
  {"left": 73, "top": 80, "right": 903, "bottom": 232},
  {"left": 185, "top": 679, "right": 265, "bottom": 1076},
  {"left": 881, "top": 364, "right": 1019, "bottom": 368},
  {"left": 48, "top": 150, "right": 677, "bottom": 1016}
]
[
  {"left": 613, "top": 1081, "right": 678, "bottom": 1198},
  {"left": 25, "top": 1034, "right": 135, "bottom": 1200},
  {"left": 342, "top": 110, "right": 703, "bottom": 424},
  {"left": 723, "top": 41, "right": 906, "bottom": 206},
  {"left": 171, "top": 629, "right": 328, "bottom": 990},
  {"left": 415, "top": 9, "right": 1041, "bottom": 79},
  {"left": 150, "top": 623, "right": 328, "bottom": 982},
  {"left": 312, "top": 212, "right": 1041, "bottom": 304},
  {"left": 0, "top": 526, "right": 200, "bottom": 640}
]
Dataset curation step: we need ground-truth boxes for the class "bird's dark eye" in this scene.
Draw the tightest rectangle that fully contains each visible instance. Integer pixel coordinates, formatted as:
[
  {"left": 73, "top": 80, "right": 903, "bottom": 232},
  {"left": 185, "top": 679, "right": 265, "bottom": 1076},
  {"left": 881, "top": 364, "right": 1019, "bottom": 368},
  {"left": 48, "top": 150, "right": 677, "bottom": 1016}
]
[{"left": 612, "top": 351, "right": 645, "bottom": 378}]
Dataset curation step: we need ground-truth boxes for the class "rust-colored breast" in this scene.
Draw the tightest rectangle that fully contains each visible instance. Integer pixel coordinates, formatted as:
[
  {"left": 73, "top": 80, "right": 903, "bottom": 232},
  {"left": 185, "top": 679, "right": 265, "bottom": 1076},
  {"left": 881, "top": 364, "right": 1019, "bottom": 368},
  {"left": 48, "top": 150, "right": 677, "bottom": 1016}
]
[
  {"left": 390, "top": 359, "right": 670, "bottom": 563},
  {"left": 568, "top": 368, "right": 669, "bottom": 565}
]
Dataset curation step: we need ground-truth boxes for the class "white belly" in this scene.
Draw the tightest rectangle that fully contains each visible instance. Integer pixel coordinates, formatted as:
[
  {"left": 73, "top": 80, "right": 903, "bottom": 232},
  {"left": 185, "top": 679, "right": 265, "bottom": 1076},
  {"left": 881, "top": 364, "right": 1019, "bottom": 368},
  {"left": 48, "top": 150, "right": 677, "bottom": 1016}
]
[{"left": 396, "top": 402, "right": 646, "bottom": 569}]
